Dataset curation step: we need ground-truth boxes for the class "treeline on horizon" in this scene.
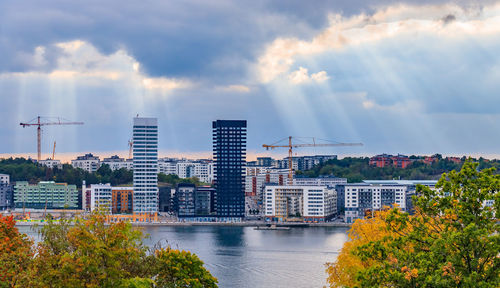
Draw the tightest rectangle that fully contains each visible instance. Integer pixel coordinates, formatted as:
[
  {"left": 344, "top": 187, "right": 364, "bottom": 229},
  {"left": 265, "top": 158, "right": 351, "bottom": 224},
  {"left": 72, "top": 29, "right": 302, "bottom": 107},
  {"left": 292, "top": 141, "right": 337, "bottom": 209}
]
[
  {"left": 296, "top": 155, "right": 500, "bottom": 182},
  {"left": 2, "top": 156, "right": 500, "bottom": 186},
  {"left": 0, "top": 157, "right": 206, "bottom": 187}
]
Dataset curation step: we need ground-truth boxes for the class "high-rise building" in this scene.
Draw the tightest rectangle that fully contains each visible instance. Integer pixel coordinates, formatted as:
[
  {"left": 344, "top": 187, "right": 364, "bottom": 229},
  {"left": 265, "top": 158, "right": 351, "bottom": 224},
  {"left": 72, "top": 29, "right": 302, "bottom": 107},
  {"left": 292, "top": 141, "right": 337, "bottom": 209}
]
[
  {"left": 212, "top": 120, "right": 246, "bottom": 219},
  {"left": 133, "top": 117, "right": 159, "bottom": 214}
]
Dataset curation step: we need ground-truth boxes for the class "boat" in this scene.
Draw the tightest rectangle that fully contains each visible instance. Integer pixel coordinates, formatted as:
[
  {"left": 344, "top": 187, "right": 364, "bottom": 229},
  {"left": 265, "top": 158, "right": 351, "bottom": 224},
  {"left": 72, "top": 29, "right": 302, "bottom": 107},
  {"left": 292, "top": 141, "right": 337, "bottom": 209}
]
[{"left": 254, "top": 224, "right": 290, "bottom": 230}]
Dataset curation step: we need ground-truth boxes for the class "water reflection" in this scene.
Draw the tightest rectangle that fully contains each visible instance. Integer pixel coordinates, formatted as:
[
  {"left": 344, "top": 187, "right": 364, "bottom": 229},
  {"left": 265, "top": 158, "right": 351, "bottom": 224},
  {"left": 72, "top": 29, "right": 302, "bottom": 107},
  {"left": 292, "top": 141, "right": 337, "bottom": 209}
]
[{"left": 17, "top": 225, "right": 349, "bottom": 288}]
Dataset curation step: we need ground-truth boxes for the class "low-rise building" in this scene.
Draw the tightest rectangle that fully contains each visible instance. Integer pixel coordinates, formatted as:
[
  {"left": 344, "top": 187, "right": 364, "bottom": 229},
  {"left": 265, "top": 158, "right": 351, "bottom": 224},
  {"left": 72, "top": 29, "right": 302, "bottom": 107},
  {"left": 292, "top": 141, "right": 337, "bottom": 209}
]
[
  {"left": 71, "top": 153, "right": 100, "bottom": 173},
  {"left": 102, "top": 155, "right": 133, "bottom": 171},
  {"left": 293, "top": 176, "right": 347, "bottom": 188},
  {"left": 336, "top": 183, "right": 408, "bottom": 223},
  {"left": 264, "top": 185, "right": 337, "bottom": 222},
  {"left": 38, "top": 159, "right": 63, "bottom": 169},
  {"left": 14, "top": 181, "right": 78, "bottom": 209}
]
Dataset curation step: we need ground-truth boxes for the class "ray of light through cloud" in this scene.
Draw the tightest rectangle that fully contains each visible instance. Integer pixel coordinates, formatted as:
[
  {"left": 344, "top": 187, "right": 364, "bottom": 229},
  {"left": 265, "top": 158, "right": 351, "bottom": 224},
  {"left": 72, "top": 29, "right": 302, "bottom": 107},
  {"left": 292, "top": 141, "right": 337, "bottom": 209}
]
[{"left": 1, "top": 1, "right": 500, "bottom": 159}]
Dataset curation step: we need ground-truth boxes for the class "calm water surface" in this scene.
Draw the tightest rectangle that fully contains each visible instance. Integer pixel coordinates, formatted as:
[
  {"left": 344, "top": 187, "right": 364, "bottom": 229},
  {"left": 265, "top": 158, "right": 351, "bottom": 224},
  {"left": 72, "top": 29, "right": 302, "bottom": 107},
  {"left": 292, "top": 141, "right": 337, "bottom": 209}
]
[{"left": 18, "top": 225, "right": 349, "bottom": 288}]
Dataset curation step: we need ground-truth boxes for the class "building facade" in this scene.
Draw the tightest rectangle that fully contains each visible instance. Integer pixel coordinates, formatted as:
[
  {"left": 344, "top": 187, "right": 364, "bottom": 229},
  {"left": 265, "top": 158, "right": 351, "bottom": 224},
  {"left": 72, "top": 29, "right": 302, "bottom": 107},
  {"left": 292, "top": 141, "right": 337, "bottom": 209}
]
[
  {"left": 102, "top": 155, "right": 134, "bottom": 171},
  {"left": 336, "top": 183, "right": 408, "bottom": 223},
  {"left": 133, "top": 117, "right": 159, "bottom": 214},
  {"left": 213, "top": 120, "right": 246, "bottom": 219},
  {"left": 38, "top": 159, "right": 63, "bottom": 169},
  {"left": 0, "top": 174, "right": 10, "bottom": 184},
  {"left": 90, "top": 184, "right": 113, "bottom": 213},
  {"left": 112, "top": 187, "right": 133, "bottom": 214},
  {"left": 175, "top": 183, "right": 196, "bottom": 217},
  {"left": 71, "top": 153, "right": 100, "bottom": 173},
  {"left": 0, "top": 180, "right": 13, "bottom": 210},
  {"left": 195, "top": 186, "right": 215, "bottom": 216},
  {"left": 293, "top": 176, "right": 347, "bottom": 188},
  {"left": 264, "top": 185, "right": 337, "bottom": 222},
  {"left": 14, "top": 181, "right": 78, "bottom": 209}
]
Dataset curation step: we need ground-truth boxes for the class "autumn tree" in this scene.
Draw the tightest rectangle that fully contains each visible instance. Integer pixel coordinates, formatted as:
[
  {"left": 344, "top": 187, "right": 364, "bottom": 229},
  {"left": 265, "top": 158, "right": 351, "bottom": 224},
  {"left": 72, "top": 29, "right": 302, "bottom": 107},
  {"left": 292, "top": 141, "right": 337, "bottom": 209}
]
[
  {"left": 328, "top": 160, "right": 500, "bottom": 287},
  {"left": 8, "top": 212, "right": 218, "bottom": 288},
  {"left": 0, "top": 215, "right": 33, "bottom": 288}
]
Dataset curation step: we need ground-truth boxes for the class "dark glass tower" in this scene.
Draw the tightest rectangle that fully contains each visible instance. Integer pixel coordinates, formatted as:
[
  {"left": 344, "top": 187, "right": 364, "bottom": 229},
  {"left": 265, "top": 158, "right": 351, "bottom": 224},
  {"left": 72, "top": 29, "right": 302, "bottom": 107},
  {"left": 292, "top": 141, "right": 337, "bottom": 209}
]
[{"left": 212, "top": 120, "right": 246, "bottom": 219}]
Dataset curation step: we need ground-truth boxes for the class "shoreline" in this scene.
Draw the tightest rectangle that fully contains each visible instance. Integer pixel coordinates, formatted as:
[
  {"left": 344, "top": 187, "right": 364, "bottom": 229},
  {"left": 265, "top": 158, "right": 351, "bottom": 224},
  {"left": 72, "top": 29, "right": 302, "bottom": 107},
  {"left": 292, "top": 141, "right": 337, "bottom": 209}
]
[{"left": 15, "top": 221, "right": 351, "bottom": 228}]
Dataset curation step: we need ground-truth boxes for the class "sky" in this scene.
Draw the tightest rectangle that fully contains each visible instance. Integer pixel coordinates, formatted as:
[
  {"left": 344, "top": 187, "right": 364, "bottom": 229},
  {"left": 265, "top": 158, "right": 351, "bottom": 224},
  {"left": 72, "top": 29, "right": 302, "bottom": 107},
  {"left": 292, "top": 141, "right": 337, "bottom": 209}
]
[{"left": 1, "top": 0, "right": 500, "bottom": 161}]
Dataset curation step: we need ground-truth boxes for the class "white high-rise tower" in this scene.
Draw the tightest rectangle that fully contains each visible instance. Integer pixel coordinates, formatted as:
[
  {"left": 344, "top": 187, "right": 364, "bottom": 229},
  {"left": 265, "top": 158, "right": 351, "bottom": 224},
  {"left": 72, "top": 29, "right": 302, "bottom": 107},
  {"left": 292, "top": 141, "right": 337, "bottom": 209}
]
[{"left": 133, "top": 117, "right": 158, "bottom": 213}]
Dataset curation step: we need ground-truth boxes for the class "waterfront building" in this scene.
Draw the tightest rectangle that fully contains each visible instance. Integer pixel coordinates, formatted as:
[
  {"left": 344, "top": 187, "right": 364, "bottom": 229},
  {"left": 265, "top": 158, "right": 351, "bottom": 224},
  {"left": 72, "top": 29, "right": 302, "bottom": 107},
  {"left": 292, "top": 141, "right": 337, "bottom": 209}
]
[
  {"left": 0, "top": 177, "right": 13, "bottom": 210},
  {"left": 71, "top": 153, "right": 101, "bottom": 173},
  {"left": 293, "top": 176, "right": 347, "bottom": 188},
  {"left": 158, "top": 185, "right": 173, "bottom": 213},
  {"left": 336, "top": 183, "right": 408, "bottom": 223},
  {"left": 82, "top": 181, "right": 91, "bottom": 211},
  {"left": 112, "top": 187, "right": 133, "bottom": 214},
  {"left": 195, "top": 186, "right": 215, "bottom": 216},
  {"left": 264, "top": 185, "right": 337, "bottom": 222},
  {"left": 213, "top": 120, "right": 247, "bottom": 220},
  {"left": 133, "top": 117, "right": 159, "bottom": 214},
  {"left": 175, "top": 183, "right": 196, "bottom": 217},
  {"left": 38, "top": 159, "right": 63, "bottom": 169},
  {"left": 90, "top": 184, "right": 112, "bottom": 213},
  {"left": 102, "top": 155, "right": 134, "bottom": 171},
  {"left": 14, "top": 181, "right": 78, "bottom": 209}
]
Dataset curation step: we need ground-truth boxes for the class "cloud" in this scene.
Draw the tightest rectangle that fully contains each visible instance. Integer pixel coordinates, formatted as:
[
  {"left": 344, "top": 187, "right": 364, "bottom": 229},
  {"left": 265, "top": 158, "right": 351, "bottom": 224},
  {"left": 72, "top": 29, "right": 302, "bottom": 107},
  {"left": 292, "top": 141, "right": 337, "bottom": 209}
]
[
  {"left": 287, "top": 67, "right": 329, "bottom": 84},
  {"left": 255, "top": 3, "right": 500, "bottom": 83},
  {"left": 0, "top": 40, "right": 192, "bottom": 93},
  {"left": 215, "top": 85, "right": 251, "bottom": 93}
]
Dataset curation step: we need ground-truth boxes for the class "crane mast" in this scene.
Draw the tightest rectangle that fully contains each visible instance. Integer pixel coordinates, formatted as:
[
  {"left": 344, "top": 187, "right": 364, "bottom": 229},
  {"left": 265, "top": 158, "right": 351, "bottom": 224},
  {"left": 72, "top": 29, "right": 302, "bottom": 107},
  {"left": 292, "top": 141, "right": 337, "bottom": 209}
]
[{"left": 263, "top": 136, "right": 363, "bottom": 184}]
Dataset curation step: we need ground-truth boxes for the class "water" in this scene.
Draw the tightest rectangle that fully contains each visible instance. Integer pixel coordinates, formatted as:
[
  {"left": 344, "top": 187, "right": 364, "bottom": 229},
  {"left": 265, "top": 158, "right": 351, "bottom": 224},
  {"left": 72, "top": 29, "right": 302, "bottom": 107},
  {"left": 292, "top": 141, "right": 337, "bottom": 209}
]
[{"left": 17, "top": 225, "right": 349, "bottom": 288}]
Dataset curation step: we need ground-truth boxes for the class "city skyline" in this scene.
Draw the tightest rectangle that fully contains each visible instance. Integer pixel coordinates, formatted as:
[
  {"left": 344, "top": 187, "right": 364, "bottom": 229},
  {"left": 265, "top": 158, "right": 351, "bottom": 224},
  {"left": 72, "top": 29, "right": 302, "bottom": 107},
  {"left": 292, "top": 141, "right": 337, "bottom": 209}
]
[{"left": 2, "top": 1, "right": 500, "bottom": 158}]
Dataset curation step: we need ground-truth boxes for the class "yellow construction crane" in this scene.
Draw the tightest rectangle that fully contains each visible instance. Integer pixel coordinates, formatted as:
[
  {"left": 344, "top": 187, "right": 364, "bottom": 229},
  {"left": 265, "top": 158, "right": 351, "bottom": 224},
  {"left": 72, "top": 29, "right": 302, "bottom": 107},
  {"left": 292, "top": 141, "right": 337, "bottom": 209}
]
[
  {"left": 128, "top": 139, "right": 133, "bottom": 159},
  {"left": 52, "top": 141, "right": 56, "bottom": 160},
  {"left": 263, "top": 136, "right": 363, "bottom": 184}
]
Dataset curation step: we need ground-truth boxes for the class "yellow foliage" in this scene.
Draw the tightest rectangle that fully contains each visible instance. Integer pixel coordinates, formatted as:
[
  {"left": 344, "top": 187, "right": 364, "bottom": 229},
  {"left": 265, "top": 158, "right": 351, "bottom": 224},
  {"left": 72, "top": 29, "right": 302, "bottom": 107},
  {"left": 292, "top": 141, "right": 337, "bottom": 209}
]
[{"left": 325, "top": 209, "right": 395, "bottom": 288}]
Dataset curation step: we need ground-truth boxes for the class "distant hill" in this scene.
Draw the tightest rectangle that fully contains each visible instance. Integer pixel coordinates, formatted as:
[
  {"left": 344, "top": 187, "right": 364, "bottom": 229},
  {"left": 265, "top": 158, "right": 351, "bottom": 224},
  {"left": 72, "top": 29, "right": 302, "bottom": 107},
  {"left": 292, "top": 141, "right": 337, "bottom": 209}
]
[{"left": 296, "top": 156, "right": 500, "bottom": 183}]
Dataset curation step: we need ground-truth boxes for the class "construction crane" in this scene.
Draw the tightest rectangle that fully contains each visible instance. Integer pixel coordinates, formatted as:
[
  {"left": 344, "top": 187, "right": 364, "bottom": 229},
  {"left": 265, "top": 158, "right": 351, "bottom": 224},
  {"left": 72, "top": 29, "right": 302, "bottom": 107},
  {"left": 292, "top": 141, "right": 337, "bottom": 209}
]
[
  {"left": 52, "top": 141, "right": 56, "bottom": 160},
  {"left": 263, "top": 136, "right": 363, "bottom": 184},
  {"left": 128, "top": 139, "right": 134, "bottom": 159},
  {"left": 20, "top": 116, "right": 84, "bottom": 162}
]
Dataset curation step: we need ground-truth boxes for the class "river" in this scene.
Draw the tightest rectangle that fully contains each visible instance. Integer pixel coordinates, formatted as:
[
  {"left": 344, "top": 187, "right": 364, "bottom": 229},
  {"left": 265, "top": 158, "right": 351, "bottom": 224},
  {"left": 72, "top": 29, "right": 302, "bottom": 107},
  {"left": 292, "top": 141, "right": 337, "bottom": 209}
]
[{"left": 17, "top": 225, "right": 350, "bottom": 288}]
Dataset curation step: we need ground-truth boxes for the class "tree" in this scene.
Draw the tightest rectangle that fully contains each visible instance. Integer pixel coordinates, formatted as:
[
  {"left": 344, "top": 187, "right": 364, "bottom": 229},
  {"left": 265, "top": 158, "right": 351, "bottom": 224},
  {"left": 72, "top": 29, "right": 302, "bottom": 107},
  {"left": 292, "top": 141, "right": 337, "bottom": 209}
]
[
  {"left": 152, "top": 247, "right": 218, "bottom": 288},
  {"left": 0, "top": 215, "right": 33, "bottom": 288},
  {"left": 11, "top": 213, "right": 218, "bottom": 288},
  {"left": 328, "top": 160, "right": 500, "bottom": 287},
  {"left": 325, "top": 209, "right": 398, "bottom": 287}
]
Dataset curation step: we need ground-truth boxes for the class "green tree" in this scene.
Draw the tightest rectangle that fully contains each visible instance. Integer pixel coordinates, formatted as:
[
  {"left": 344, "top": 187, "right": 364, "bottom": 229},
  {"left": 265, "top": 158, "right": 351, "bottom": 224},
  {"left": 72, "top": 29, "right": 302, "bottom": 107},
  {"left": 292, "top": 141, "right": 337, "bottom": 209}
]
[
  {"left": 153, "top": 247, "right": 218, "bottom": 288},
  {"left": 331, "top": 160, "right": 500, "bottom": 287}
]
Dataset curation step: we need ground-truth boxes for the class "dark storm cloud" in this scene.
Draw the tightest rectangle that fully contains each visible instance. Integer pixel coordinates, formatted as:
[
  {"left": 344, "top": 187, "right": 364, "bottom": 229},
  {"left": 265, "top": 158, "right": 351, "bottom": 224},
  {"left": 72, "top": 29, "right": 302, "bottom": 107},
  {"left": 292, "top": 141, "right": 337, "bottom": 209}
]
[{"left": 1, "top": 0, "right": 497, "bottom": 82}]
